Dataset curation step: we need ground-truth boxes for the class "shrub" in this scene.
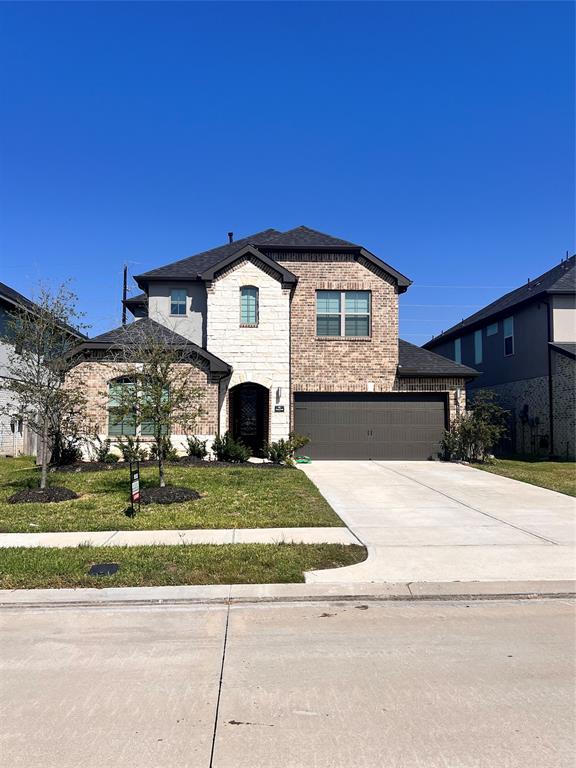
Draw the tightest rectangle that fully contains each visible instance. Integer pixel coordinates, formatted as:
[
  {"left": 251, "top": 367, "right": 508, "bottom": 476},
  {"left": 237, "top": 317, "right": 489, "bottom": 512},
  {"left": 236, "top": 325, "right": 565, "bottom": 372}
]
[
  {"left": 118, "top": 436, "right": 149, "bottom": 463},
  {"left": 91, "top": 435, "right": 112, "bottom": 462},
  {"left": 186, "top": 435, "right": 208, "bottom": 459},
  {"left": 103, "top": 453, "right": 119, "bottom": 463},
  {"left": 263, "top": 432, "right": 311, "bottom": 466},
  {"left": 212, "top": 432, "right": 250, "bottom": 463},
  {"left": 51, "top": 433, "right": 83, "bottom": 466},
  {"left": 441, "top": 390, "right": 508, "bottom": 463},
  {"left": 149, "top": 436, "right": 179, "bottom": 463}
]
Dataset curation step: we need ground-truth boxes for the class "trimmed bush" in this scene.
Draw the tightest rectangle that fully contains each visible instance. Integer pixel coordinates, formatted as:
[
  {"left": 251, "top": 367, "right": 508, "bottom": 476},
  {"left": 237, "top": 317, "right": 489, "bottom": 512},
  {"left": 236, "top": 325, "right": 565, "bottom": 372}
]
[
  {"left": 186, "top": 436, "right": 208, "bottom": 460},
  {"left": 212, "top": 432, "right": 250, "bottom": 463}
]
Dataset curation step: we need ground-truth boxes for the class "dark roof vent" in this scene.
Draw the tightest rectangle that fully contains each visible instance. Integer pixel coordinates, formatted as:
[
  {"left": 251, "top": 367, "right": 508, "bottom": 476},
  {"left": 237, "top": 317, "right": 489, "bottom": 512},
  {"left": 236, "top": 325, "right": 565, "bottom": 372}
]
[{"left": 228, "top": 232, "right": 234, "bottom": 244}]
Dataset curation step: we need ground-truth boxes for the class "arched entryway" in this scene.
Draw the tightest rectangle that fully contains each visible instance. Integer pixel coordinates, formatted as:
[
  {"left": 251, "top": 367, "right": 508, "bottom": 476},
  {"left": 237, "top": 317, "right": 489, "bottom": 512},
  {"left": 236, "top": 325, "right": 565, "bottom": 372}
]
[{"left": 229, "top": 382, "right": 270, "bottom": 455}]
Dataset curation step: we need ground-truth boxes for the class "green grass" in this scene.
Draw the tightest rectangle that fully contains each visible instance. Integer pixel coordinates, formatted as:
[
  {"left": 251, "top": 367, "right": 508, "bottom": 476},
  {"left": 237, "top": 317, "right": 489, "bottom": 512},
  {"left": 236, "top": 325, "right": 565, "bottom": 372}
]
[
  {"left": 0, "top": 543, "right": 367, "bottom": 589},
  {"left": 0, "top": 456, "right": 343, "bottom": 533},
  {"left": 477, "top": 458, "right": 576, "bottom": 497}
]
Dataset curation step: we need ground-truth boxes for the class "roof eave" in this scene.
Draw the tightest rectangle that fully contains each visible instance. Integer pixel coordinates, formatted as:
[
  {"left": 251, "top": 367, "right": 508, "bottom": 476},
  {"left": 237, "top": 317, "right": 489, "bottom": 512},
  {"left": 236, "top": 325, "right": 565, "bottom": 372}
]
[
  {"left": 396, "top": 367, "right": 480, "bottom": 379},
  {"left": 198, "top": 245, "right": 298, "bottom": 284}
]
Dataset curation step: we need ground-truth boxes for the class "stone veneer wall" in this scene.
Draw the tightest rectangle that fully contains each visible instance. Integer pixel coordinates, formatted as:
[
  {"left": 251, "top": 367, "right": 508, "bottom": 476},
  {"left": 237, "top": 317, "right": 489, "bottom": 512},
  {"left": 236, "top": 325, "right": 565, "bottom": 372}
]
[
  {"left": 283, "top": 256, "right": 399, "bottom": 392},
  {"left": 206, "top": 257, "right": 291, "bottom": 442},
  {"left": 480, "top": 377, "right": 551, "bottom": 455},
  {"left": 551, "top": 350, "right": 575, "bottom": 459},
  {"left": 65, "top": 360, "right": 220, "bottom": 455}
]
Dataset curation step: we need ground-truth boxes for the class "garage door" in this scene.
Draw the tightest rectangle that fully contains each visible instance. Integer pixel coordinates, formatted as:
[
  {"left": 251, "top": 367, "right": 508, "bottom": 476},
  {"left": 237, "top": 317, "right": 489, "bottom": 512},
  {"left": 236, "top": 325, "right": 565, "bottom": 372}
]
[{"left": 294, "top": 393, "right": 447, "bottom": 460}]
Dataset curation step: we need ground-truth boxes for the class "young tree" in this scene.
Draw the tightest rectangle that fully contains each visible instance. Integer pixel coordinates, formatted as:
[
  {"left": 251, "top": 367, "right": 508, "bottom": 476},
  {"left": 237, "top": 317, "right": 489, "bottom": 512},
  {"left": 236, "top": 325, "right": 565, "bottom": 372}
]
[
  {"left": 106, "top": 320, "right": 205, "bottom": 487},
  {"left": 0, "top": 283, "right": 87, "bottom": 489}
]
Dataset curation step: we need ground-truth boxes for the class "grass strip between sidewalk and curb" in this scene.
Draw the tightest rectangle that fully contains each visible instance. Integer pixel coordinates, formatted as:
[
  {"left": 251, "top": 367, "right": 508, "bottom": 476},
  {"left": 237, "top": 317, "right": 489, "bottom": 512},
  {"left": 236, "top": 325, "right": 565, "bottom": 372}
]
[
  {"left": 0, "top": 543, "right": 367, "bottom": 589},
  {"left": 0, "top": 457, "right": 343, "bottom": 532}
]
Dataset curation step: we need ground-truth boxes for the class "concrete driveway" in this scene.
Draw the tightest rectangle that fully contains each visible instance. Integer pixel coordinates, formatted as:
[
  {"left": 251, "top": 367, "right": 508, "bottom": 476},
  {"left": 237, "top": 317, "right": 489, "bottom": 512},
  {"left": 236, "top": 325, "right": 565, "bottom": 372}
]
[{"left": 301, "top": 461, "right": 576, "bottom": 583}]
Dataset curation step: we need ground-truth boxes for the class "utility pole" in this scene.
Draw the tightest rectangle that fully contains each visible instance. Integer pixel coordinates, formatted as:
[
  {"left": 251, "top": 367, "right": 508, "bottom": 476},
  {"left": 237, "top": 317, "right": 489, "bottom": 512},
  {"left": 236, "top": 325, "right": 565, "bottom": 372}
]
[{"left": 122, "top": 265, "right": 128, "bottom": 326}]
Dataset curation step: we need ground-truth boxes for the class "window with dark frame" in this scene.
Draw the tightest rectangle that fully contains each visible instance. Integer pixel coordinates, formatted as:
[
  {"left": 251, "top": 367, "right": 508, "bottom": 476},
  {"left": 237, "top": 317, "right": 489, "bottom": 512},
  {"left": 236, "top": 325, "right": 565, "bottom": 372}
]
[
  {"left": 170, "top": 288, "right": 187, "bottom": 316},
  {"left": 316, "top": 290, "right": 371, "bottom": 337},
  {"left": 240, "top": 286, "right": 259, "bottom": 326},
  {"left": 108, "top": 378, "right": 168, "bottom": 437}
]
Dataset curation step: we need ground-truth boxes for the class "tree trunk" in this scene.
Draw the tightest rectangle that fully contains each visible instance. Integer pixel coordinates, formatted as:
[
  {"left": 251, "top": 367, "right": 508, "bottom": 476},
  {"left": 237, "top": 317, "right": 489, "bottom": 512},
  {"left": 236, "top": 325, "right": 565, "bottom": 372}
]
[
  {"left": 40, "top": 418, "right": 49, "bottom": 490},
  {"left": 157, "top": 437, "right": 165, "bottom": 488}
]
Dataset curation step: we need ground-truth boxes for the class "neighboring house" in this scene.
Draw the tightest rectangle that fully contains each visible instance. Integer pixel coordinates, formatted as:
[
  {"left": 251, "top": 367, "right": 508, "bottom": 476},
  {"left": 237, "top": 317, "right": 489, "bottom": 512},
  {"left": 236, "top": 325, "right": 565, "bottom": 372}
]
[
  {"left": 425, "top": 255, "right": 576, "bottom": 458},
  {"left": 68, "top": 226, "right": 477, "bottom": 460},
  {"left": 0, "top": 282, "right": 86, "bottom": 457}
]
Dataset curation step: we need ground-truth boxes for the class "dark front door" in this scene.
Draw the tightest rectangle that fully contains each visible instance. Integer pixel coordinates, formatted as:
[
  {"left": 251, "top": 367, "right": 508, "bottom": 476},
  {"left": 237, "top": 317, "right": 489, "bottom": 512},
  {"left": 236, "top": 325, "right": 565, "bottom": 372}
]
[
  {"left": 230, "top": 383, "right": 269, "bottom": 455},
  {"left": 294, "top": 392, "right": 447, "bottom": 460}
]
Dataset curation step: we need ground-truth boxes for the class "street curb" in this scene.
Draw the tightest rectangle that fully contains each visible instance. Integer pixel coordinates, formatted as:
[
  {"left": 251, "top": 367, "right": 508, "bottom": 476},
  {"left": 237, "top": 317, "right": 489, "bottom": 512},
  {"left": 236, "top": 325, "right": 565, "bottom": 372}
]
[{"left": 1, "top": 581, "right": 574, "bottom": 610}]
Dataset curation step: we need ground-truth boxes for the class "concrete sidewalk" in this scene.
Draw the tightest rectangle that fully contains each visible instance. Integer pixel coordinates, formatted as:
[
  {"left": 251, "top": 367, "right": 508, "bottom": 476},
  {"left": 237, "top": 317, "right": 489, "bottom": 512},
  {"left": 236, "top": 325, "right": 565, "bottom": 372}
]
[
  {"left": 1, "top": 579, "right": 574, "bottom": 608},
  {"left": 0, "top": 526, "right": 361, "bottom": 548}
]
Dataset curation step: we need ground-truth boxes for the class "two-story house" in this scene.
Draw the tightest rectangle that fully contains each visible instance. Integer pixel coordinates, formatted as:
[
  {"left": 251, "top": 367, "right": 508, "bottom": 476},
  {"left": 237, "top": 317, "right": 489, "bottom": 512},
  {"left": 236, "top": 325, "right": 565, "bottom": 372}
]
[
  {"left": 68, "top": 226, "right": 477, "bottom": 460},
  {"left": 0, "top": 281, "right": 86, "bottom": 457},
  {"left": 425, "top": 255, "right": 575, "bottom": 458}
]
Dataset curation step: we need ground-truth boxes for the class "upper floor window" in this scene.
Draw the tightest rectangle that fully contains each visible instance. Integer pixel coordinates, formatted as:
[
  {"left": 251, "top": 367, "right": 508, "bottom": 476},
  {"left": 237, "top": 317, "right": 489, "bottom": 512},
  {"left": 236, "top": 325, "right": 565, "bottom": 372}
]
[
  {"left": 240, "top": 286, "right": 259, "bottom": 326},
  {"left": 170, "top": 288, "right": 187, "bottom": 316},
  {"left": 316, "top": 290, "right": 371, "bottom": 337},
  {"left": 454, "top": 337, "right": 462, "bottom": 363},
  {"left": 503, "top": 316, "right": 514, "bottom": 356},
  {"left": 474, "top": 329, "right": 483, "bottom": 364},
  {"left": 487, "top": 322, "right": 498, "bottom": 336}
]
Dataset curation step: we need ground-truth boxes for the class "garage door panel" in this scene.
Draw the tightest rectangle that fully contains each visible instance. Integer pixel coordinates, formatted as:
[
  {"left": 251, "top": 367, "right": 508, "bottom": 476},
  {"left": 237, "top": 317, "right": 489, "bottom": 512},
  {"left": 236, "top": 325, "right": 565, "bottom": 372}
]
[{"left": 294, "top": 393, "right": 447, "bottom": 460}]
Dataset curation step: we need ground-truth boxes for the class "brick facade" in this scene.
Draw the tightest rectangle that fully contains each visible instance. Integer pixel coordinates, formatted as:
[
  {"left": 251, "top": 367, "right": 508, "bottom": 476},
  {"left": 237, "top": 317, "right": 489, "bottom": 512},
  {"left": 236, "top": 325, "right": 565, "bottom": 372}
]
[
  {"left": 284, "top": 255, "right": 399, "bottom": 392},
  {"left": 393, "top": 377, "right": 467, "bottom": 424},
  {"left": 65, "top": 360, "right": 220, "bottom": 453},
  {"left": 551, "top": 350, "right": 575, "bottom": 459}
]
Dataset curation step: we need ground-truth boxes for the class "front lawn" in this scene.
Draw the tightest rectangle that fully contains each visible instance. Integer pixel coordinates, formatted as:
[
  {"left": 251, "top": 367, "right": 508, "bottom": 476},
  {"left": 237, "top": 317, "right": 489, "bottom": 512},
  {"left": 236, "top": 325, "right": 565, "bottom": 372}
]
[
  {"left": 0, "top": 457, "right": 342, "bottom": 532},
  {"left": 477, "top": 459, "right": 576, "bottom": 497},
  {"left": 0, "top": 543, "right": 366, "bottom": 589}
]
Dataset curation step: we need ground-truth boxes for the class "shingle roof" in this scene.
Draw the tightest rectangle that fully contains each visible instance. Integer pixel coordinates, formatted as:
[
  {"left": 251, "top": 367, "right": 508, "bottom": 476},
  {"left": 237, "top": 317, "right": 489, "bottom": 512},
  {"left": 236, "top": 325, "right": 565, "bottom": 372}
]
[
  {"left": 398, "top": 339, "right": 479, "bottom": 378},
  {"left": 425, "top": 255, "right": 575, "bottom": 347},
  {"left": 133, "top": 226, "right": 410, "bottom": 289},
  {"left": 0, "top": 281, "right": 87, "bottom": 339},
  {"left": 72, "top": 318, "right": 231, "bottom": 373},
  {"left": 135, "top": 229, "right": 282, "bottom": 282},
  {"left": 549, "top": 342, "right": 576, "bottom": 360}
]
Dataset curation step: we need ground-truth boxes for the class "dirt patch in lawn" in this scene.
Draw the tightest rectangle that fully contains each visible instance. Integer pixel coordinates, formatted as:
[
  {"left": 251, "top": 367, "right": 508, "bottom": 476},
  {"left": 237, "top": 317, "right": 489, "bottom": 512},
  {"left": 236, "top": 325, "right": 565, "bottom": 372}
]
[
  {"left": 140, "top": 486, "right": 201, "bottom": 505},
  {"left": 8, "top": 487, "right": 79, "bottom": 504}
]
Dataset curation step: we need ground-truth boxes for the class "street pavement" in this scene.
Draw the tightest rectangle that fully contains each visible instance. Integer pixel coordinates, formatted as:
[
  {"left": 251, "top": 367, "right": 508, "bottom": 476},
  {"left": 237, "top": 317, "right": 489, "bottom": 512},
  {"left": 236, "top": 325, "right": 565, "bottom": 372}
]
[
  {"left": 302, "top": 461, "right": 576, "bottom": 582},
  {"left": 1, "top": 597, "right": 574, "bottom": 767}
]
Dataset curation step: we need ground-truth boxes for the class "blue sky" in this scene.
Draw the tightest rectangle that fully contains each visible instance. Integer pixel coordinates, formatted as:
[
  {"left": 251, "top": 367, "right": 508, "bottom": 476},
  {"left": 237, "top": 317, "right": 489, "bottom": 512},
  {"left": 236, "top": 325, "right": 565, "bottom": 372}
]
[{"left": 0, "top": 1, "right": 573, "bottom": 342}]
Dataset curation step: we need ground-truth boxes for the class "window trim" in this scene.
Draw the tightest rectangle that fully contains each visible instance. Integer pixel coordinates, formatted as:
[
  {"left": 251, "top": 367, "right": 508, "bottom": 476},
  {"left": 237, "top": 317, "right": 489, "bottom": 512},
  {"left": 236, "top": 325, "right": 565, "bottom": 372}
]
[
  {"left": 240, "top": 285, "right": 259, "bottom": 327},
  {"left": 503, "top": 316, "right": 514, "bottom": 356},
  {"left": 316, "top": 290, "right": 372, "bottom": 338},
  {"left": 170, "top": 288, "right": 187, "bottom": 317},
  {"left": 454, "top": 337, "right": 462, "bottom": 364},
  {"left": 474, "top": 329, "right": 483, "bottom": 364}
]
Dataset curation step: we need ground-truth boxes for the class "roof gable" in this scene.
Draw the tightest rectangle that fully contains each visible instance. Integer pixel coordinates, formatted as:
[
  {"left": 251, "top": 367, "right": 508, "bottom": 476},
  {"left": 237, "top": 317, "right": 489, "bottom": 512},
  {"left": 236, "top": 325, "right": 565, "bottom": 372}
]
[
  {"left": 69, "top": 318, "right": 231, "bottom": 373},
  {"left": 134, "top": 225, "right": 411, "bottom": 292}
]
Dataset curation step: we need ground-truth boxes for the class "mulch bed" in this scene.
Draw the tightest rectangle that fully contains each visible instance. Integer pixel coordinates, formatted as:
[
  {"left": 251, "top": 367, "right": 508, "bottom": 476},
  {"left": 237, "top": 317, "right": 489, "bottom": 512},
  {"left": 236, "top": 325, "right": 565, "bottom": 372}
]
[
  {"left": 8, "top": 487, "right": 79, "bottom": 504},
  {"left": 139, "top": 486, "right": 201, "bottom": 505}
]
